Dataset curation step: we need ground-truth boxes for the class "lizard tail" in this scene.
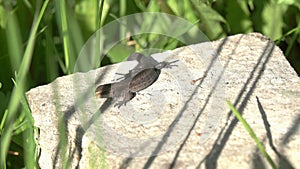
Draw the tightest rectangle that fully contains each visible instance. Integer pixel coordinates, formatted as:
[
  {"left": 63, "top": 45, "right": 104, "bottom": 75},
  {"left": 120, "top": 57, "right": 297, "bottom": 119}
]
[{"left": 95, "top": 84, "right": 112, "bottom": 98}]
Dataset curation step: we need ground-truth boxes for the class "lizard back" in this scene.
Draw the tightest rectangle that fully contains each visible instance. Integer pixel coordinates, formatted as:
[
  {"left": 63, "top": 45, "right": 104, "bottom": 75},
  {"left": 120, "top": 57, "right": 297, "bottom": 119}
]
[{"left": 129, "top": 68, "right": 161, "bottom": 92}]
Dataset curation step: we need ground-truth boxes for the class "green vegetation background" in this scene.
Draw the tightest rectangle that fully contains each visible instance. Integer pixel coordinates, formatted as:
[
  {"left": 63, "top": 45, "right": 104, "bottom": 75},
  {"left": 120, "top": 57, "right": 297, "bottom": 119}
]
[{"left": 0, "top": 0, "right": 299, "bottom": 168}]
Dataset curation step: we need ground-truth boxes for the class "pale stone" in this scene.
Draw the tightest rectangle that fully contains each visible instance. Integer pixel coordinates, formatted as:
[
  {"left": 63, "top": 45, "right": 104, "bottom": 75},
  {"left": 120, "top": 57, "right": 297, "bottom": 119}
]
[{"left": 26, "top": 33, "right": 300, "bottom": 169}]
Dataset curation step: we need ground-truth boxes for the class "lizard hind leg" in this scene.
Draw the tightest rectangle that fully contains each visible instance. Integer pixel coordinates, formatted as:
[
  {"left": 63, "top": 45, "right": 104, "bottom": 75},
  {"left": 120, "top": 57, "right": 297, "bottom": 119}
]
[{"left": 114, "top": 92, "right": 136, "bottom": 108}]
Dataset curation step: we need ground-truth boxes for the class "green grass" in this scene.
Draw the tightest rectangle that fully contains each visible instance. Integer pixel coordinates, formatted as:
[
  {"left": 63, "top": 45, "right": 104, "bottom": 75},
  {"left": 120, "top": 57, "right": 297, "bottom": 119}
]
[
  {"left": 227, "top": 101, "right": 278, "bottom": 169},
  {"left": 1, "top": 1, "right": 50, "bottom": 168},
  {"left": 0, "top": 0, "right": 299, "bottom": 168}
]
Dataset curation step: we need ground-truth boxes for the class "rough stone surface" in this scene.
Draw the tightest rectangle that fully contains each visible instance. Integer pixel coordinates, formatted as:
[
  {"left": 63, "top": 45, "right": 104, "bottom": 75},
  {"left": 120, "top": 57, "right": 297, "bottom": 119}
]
[{"left": 26, "top": 33, "right": 300, "bottom": 169}]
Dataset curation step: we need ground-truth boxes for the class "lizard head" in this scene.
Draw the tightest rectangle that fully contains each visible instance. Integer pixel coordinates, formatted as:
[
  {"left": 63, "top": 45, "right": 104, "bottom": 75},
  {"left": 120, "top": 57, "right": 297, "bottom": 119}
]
[{"left": 127, "top": 52, "right": 145, "bottom": 61}]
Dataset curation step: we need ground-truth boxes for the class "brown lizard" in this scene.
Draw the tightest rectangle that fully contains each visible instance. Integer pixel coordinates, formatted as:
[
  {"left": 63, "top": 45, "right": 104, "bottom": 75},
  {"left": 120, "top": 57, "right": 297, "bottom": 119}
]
[{"left": 95, "top": 52, "right": 178, "bottom": 108}]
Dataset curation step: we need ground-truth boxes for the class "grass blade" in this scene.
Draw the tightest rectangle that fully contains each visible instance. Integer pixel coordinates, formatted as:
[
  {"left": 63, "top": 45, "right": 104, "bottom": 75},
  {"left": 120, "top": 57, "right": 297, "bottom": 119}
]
[
  {"left": 226, "top": 101, "right": 278, "bottom": 169},
  {"left": 0, "top": 0, "right": 50, "bottom": 168}
]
